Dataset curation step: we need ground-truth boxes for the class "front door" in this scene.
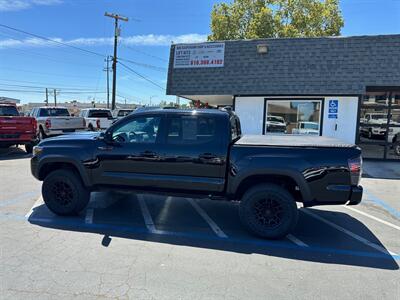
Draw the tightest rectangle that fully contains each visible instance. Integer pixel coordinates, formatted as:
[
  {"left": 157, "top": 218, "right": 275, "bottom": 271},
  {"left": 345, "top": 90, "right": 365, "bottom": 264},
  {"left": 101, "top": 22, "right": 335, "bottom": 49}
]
[{"left": 92, "top": 114, "right": 165, "bottom": 189}]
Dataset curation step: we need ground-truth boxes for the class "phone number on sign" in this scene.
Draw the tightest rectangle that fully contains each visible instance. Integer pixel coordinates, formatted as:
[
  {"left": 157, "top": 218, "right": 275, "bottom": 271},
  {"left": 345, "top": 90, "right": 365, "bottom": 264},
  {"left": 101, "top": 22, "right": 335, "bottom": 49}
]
[{"left": 190, "top": 59, "right": 223, "bottom": 66}]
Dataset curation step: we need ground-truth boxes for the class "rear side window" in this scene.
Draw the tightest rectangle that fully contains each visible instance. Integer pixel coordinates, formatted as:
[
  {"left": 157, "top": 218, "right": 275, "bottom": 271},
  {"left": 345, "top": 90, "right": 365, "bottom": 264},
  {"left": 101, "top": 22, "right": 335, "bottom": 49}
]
[
  {"left": 39, "top": 108, "right": 70, "bottom": 117},
  {"left": 0, "top": 105, "right": 19, "bottom": 116},
  {"left": 167, "top": 115, "right": 217, "bottom": 144},
  {"left": 117, "top": 110, "right": 133, "bottom": 117},
  {"left": 88, "top": 110, "right": 112, "bottom": 118}
]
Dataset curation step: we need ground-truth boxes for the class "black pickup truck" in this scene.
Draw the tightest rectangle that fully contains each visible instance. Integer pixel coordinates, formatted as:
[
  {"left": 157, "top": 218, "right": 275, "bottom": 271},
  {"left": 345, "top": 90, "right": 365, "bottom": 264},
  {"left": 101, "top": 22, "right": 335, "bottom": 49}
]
[{"left": 31, "top": 108, "right": 363, "bottom": 239}]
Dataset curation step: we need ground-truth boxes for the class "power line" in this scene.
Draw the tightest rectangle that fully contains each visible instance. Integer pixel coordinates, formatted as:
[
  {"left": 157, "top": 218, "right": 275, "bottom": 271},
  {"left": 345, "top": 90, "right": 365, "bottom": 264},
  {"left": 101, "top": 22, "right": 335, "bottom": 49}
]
[
  {"left": 2, "top": 68, "right": 100, "bottom": 79},
  {"left": 0, "top": 79, "right": 102, "bottom": 89},
  {"left": 0, "top": 83, "right": 100, "bottom": 91},
  {"left": 121, "top": 43, "right": 168, "bottom": 62},
  {"left": 118, "top": 57, "right": 166, "bottom": 72},
  {"left": 0, "top": 23, "right": 106, "bottom": 58},
  {"left": 0, "top": 32, "right": 102, "bottom": 68},
  {"left": 118, "top": 61, "right": 166, "bottom": 90}
]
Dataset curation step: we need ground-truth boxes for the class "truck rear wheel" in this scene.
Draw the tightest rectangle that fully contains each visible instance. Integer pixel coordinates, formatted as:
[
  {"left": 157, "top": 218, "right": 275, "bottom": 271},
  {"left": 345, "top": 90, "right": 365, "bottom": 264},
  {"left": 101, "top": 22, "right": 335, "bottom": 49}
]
[
  {"left": 239, "top": 184, "right": 298, "bottom": 239},
  {"left": 25, "top": 143, "right": 34, "bottom": 154},
  {"left": 42, "top": 169, "right": 90, "bottom": 216}
]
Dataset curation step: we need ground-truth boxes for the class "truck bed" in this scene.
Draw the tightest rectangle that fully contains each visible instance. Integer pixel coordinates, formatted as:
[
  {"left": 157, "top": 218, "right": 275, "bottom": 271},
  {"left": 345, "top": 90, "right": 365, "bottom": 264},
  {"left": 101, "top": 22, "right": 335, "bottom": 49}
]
[{"left": 235, "top": 135, "right": 356, "bottom": 148}]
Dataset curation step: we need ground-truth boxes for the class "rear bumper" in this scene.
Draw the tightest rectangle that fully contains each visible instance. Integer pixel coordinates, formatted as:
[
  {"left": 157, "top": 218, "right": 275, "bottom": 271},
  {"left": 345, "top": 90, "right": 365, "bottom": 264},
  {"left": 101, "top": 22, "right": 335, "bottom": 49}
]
[
  {"left": 0, "top": 133, "right": 37, "bottom": 145},
  {"left": 44, "top": 128, "right": 85, "bottom": 136},
  {"left": 303, "top": 185, "right": 363, "bottom": 207},
  {"left": 347, "top": 185, "right": 363, "bottom": 205}
]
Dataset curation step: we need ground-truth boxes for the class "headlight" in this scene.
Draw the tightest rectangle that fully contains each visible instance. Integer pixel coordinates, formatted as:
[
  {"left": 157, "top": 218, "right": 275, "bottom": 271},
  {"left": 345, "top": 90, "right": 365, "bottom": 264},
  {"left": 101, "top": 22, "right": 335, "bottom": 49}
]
[{"left": 33, "top": 146, "right": 43, "bottom": 156}]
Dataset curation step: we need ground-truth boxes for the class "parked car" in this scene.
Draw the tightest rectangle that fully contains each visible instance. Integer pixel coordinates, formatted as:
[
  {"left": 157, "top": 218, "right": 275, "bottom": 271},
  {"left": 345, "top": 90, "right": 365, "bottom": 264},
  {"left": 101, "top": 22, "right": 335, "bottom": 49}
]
[
  {"left": 113, "top": 108, "right": 135, "bottom": 120},
  {"left": 265, "top": 115, "right": 287, "bottom": 133},
  {"left": 292, "top": 122, "right": 319, "bottom": 135},
  {"left": 30, "top": 107, "right": 85, "bottom": 140},
  {"left": 391, "top": 132, "right": 400, "bottom": 156},
  {"left": 359, "top": 113, "right": 400, "bottom": 139},
  {"left": 0, "top": 103, "right": 37, "bottom": 153},
  {"left": 79, "top": 108, "right": 114, "bottom": 131},
  {"left": 31, "top": 108, "right": 363, "bottom": 239}
]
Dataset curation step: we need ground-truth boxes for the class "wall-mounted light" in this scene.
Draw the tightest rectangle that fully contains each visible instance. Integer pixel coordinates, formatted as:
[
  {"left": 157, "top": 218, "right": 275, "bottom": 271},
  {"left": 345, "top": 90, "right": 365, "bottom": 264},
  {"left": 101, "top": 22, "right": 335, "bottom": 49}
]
[{"left": 257, "top": 44, "right": 268, "bottom": 54}]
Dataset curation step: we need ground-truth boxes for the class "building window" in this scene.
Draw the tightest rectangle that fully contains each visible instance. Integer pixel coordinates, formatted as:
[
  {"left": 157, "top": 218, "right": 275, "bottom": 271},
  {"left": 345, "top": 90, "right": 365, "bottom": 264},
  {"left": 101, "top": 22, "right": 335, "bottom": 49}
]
[
  {"left": 264, "top": 99, "right": 322, "bottom": 135},
  {"left": 358, "top": 91, "right": 400, "bottom": 160}
]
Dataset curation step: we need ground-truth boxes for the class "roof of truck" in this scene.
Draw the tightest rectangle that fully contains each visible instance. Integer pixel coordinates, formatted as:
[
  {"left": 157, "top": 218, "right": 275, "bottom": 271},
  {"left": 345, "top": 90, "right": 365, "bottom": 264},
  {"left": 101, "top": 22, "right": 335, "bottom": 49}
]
[
  {"left": 134, "top": 108, "right": 229, "bottom": 116},
  {"left": 236, "top": 135, "right": 356, "bottom": 148}
]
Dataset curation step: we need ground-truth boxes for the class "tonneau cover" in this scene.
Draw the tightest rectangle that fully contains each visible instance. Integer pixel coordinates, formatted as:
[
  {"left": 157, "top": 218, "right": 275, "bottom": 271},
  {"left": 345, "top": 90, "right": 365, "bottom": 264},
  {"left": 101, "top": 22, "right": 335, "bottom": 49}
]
[{"left": 235, "top": 135, "right": 356, "bottom": 148}]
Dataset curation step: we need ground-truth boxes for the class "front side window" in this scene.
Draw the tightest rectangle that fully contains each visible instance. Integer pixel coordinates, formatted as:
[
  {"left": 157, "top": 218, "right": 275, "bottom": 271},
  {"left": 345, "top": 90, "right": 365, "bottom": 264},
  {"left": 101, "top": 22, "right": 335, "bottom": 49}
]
[
  {"left": 265, "top": 100, "right": 321, "bottom": 135},
  {"left": 167, "top": 115, "right": 217, "bottom": 144},
  {"left": 112, "top": 116, "right": 161, "bottom": 144}
]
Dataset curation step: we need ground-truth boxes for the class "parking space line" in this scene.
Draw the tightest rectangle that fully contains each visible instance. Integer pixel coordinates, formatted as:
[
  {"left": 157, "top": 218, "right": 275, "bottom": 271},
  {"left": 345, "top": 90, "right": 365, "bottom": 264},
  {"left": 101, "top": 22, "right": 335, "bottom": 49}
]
[
  {"left": 137, "top": 194, "right": 157, "bottom": 233},
  {"left": 186, "top": 198, "right": 228, "bottom": 238},
  {"left": 25, "top": 197, "right": 44, "bottom": 218},
  {"left": 287, "top": 234, "right": 309, "bottom": 247},
  {"left": 302, "top": 209, "right": 398, "bottom": 256},
  {"left": 85, "top": 208, "right": 94, "bottom": 224},
  {"left": 345, "top": 206, "right": 400, "bottom": 231}
]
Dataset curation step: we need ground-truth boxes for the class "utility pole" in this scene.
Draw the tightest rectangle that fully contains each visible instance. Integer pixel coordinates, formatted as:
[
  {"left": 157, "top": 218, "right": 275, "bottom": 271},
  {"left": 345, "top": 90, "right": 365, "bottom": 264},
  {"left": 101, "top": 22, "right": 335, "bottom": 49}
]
[
  {"left": 105, "top": 12, "right": 128, "bottom": 110},
  {"left": 53, "top": 89, "right": 57, "bottom": 106},
  {"left": 103, "top": 56, "right": 111, "bottom": 109},
  {"left": 45, "top": 88, "right": 49, "bottom": 106}
]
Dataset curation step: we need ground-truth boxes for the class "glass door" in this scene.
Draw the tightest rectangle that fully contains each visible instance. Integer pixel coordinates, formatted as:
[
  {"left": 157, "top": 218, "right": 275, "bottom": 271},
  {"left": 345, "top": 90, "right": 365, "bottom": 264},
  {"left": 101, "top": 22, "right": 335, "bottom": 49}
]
[{"left": 358, "top": 91, "right": 400, "bottom": 160}]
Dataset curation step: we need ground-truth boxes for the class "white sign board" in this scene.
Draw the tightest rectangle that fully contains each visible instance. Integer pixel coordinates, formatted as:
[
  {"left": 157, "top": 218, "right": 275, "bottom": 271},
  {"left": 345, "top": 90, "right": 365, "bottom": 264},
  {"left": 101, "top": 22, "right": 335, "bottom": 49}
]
[{"left": 173, "top": 43, "right": 225, "bottom": 69}]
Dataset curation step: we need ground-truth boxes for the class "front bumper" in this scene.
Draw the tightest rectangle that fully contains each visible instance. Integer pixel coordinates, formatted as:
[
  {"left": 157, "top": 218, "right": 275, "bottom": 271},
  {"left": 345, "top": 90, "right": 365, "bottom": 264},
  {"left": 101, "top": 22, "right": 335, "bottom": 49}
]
[{"left": 30, "top": 155, "right": 40, "bottom": 180}]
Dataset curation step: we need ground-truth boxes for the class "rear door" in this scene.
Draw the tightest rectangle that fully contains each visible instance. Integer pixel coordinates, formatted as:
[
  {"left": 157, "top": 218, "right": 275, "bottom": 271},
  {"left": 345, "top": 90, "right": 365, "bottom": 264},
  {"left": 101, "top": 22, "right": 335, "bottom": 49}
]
[{"left": 158, "top": 113, "right": 228, "bottom": 193}]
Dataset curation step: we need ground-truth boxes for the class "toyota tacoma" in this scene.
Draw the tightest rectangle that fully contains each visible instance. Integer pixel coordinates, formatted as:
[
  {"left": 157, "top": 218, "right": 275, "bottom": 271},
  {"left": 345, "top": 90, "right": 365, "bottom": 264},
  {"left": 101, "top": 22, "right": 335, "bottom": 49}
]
[{"left": 31, "top": 108, "right": 363, "bottom": 239}]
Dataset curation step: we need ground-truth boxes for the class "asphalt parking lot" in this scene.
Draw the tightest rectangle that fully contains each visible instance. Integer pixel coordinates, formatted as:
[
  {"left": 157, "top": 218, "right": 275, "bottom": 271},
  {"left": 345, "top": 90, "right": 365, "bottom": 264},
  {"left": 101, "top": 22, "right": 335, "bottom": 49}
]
[{"left": 1, "top": 146, "right": 400, "bottom": 299}]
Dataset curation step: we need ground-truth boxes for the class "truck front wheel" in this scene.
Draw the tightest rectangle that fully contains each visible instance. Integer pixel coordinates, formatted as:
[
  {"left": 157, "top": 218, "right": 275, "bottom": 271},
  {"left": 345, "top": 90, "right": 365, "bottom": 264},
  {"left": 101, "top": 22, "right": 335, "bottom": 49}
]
[
  {"left": 239, "top": 184, "right": 298, "bottom": 239},
  {"left": 42, "top": 169, "right": 90, "bottom": 216}
]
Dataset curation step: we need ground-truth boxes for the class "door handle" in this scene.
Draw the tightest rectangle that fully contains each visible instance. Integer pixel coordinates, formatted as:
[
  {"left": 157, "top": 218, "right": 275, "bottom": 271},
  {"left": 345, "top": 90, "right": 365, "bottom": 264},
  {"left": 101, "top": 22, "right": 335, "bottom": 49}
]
[
  {"left": 97, "top": 146, "right": 113, "bottom": 151},
  {"left": 141, "top": 150, "right": 158, "bottom": 157},
  {"left": 199, "top": 153, "right": 217, "bottom": 160}
]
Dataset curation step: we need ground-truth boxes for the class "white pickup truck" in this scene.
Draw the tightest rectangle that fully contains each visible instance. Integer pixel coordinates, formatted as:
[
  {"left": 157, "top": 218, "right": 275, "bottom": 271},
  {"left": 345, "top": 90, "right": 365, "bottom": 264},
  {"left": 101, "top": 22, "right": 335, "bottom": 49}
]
[
  {"left": 30, "top": 106, "right": 85, "bottom": 140},
  {"left": 79, "top": 108, "right": 115, "bottom": 131}
]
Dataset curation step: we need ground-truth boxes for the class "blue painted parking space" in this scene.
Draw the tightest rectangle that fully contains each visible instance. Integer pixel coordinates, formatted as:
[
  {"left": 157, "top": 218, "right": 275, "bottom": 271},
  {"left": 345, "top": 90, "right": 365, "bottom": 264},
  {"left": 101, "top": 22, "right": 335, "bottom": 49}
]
[{"left": 26, "top": 191, "right": 399, "bottom": 271}]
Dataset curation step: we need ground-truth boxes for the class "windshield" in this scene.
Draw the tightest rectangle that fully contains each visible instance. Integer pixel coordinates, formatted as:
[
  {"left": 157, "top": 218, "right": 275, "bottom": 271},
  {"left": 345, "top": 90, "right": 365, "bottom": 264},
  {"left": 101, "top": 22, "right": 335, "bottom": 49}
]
[
  {"left": 88, "top": 110, "right": 112, "bottom": 118},
  {"left": 0, "top": 106, "right": 19, "bottom": 116},
  {"left": 39, "top": 108, "right": 70, "bottom": 117},
  {"left": 370, "top": 114, "right": 387, "bottom": 120},
  {"left": 267, "top": 116, "right": 285, "bottom": 123},
  {"left": 302, "top": 123, "right": 319, "bottom": 130}
]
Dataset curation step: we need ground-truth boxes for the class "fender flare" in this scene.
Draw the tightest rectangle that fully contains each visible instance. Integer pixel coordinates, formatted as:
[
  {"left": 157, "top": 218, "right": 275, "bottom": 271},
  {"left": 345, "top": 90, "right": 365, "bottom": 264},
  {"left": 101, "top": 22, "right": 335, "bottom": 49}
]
[
  {"left": 230, "top": 168, "right": 313, "bottom": 202},
  {"left": 37, "top": 155, "right": 91, "bottom": 187}
]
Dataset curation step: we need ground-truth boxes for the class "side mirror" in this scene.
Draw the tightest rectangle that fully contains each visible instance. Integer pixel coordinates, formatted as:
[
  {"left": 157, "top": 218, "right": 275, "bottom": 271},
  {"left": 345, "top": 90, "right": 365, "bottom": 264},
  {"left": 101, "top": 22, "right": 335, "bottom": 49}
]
[{"left": 103, "top": 130, "right": 113, "bottom": 144}]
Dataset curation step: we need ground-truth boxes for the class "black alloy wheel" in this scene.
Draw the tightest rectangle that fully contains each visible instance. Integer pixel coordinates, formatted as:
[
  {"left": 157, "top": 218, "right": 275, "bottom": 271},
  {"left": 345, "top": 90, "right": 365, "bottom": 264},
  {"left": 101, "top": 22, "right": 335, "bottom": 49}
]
[
  {"left": 42, "top": 169, "right": 90, "bottom": 215},
  {"left": 239, "top": 183, "right": 298, "bottom": 239}
]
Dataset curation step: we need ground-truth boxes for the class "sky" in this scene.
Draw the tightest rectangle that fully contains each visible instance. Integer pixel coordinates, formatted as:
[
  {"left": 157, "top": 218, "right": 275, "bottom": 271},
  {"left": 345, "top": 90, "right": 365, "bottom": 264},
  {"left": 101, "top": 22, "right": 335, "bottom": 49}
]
[{"left": 0, "top": 0, "right": 399, "bottom": 106}]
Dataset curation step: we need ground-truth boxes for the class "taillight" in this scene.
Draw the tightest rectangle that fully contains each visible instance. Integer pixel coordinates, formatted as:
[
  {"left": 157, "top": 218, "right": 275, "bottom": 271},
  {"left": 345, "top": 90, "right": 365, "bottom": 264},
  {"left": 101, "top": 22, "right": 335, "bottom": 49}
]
[
  {"left": 96, "top": 119, "right": 100, "bottom": 129},
  {"left": 32, "top": 118, "right": 37, "bottom": 131},
  {"left": 45, "top": 119, "right": 51, "bottom": 129},
  {"left": 348, "top": 156, "right": 362, "bottom": 186}
]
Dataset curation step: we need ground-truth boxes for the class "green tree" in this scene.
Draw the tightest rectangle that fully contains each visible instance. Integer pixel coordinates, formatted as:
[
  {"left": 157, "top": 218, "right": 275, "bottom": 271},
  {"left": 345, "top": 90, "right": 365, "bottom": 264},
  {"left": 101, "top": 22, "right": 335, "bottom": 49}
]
[{"left": 208, "top": 0, "right": 344, "bottom": 40}]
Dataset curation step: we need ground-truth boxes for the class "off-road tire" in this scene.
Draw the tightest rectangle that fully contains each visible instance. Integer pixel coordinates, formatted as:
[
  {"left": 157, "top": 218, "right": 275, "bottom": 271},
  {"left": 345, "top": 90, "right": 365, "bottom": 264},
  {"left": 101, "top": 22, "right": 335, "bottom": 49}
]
[
  {"left": 42, "top": 169, "right": 90, "bottom": 216},
  {"left": 239, "top": 183, "right": 298, "bottom": 239}
]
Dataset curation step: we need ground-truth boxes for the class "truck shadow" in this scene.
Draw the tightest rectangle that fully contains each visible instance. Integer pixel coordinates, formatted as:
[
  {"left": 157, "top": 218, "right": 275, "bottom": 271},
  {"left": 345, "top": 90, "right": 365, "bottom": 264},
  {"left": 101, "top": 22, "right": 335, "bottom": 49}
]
[
  {"left": 0, "top": 147, "right": 31, "bottom": 160},
  {"left": 28, "top": 192, "right": 399, "bottom": 271}
]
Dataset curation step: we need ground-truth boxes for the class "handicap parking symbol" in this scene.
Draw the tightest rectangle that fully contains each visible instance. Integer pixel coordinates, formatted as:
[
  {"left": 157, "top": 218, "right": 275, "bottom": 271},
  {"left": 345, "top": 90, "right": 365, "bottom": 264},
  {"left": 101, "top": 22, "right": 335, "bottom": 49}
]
[{"left": 328, "top": 100, "right": 338, "bottom": 118}]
